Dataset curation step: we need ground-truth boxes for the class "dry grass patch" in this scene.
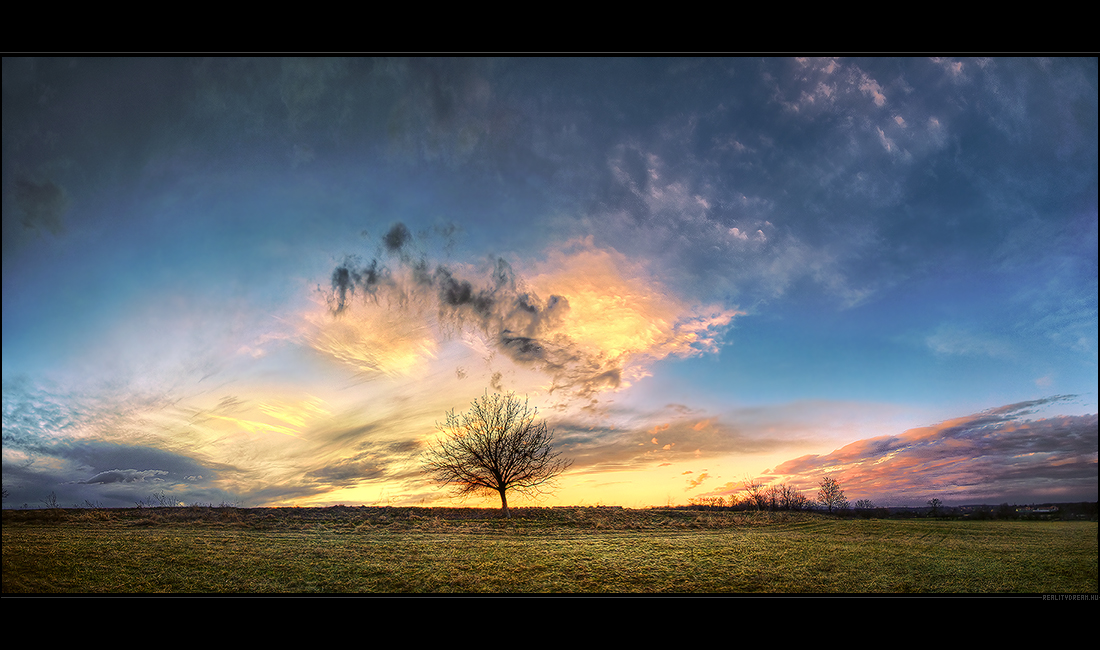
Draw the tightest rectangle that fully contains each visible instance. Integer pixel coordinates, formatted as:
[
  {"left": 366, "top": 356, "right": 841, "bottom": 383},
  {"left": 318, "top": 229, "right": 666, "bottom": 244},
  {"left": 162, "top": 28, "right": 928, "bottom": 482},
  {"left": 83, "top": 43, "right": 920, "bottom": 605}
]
[{"left": 4, "top": 507, "right": 1095, "bottom": 593}]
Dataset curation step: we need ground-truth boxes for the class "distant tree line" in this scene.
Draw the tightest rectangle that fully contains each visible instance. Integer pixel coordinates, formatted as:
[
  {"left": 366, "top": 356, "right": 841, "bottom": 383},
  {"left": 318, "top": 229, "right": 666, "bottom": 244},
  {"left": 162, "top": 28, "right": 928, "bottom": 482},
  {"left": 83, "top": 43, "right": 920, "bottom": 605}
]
[
  {"left": 688, "top": 480, "right": 814, "bottom": 512},
  {"left": 684, "top": 476, "right": 1099, "bottom": 521}
]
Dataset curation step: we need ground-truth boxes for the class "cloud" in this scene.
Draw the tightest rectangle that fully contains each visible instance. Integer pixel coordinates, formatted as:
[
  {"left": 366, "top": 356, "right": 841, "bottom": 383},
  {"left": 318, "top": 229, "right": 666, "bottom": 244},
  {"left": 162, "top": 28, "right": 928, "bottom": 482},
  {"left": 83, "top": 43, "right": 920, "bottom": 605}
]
[
  {"left": 858, "top": 73, "right": 887, "bottom": 107},
  {"left": 2, "top": 378, "right": 239, "bottom": 503},
  {"left": 82, "top": 469, "right": 169, "bottom": 484},
  {"left": 550, "top": 401, "right": 842, "bottom": 477},
  {"left": 304, "top": 292, "right": 439, "bottom": 377},
  {"left": 931, "top": 57, "right": 966, "bottom": 81},
  {"left": 257, "top": 396, "right": 332, "bottom": 429},
  {"left": 686, "top": 471, "right": 710, "bottom": 490},
  {"left": 729, "top": 227, "right": 766, "bottom": 242},
  {"left": 303, "top": 439, "right": 420, "bottom": 484},
  {"left": 766, "top": 397, "right": 1098, "bottom": 504},
  {"left": 312, "top": 227, "right": 740, "bottom": 406},
  {"left": 382, "top": 222, "right": 412, "bottom": 253},
  {"left": 877, "top": 127, "right": 896, "bottom": 153},
  {"left": 591, "top": 130, "right": 891, "bottom": 311},
  {"left": 925, "top": 324, "right": 1014, "bottom": 358},
  {"left": 775, "top": 59, "right": 891, "bottom": 115},
  {"left": 2, "top": 377, "right": 404, "bottom": 508}
]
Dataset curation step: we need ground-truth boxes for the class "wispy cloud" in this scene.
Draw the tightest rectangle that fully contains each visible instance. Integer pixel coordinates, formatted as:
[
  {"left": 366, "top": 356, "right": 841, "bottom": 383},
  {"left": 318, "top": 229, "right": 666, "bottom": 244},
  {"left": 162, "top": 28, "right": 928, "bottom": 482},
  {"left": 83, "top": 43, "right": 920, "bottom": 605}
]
[
  {"left": 765, "top": 397, "right": 1098, "bottom": 504},
  {"left": 925, "top": 324, "right": 1014, "bottom": 358},
  {"left": 552, "top": 400, "right": 862, "bottom": 477}
]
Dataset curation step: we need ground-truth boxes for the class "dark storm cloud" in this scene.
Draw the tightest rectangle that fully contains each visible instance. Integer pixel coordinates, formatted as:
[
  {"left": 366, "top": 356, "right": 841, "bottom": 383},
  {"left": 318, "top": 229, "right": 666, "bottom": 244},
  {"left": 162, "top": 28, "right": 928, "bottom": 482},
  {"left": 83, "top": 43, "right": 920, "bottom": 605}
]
[
  {"left": 329, "top": 257, "right": 386, "bottom": 314},
  {"left": 435, "top": 266, "right": 494, "bottom": 315},
  {"left": 69, "top": 442, "right": 214, "bottom": 478},
  {"left": 383, "top": 222, "right": 412, "bottom": 253},
  {"left": 767, "top": 396, "right": 1098, "bottom": 503},
  {"left": 327, "top": 222, "right": 525, "bottom": 323},
  {"left": 328, "top": 225, "right": 556, "bottom": 345},
  {"left": 500, "top": 334, "right": 544, "bottom": 361}
]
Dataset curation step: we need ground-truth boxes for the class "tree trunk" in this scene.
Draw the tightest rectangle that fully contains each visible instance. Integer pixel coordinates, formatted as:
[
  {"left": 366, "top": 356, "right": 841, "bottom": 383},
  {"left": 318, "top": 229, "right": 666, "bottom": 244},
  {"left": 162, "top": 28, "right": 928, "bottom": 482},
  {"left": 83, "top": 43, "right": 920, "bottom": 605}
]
[{"left": 499, "top": 488, "right": 510, "bottom": 519}]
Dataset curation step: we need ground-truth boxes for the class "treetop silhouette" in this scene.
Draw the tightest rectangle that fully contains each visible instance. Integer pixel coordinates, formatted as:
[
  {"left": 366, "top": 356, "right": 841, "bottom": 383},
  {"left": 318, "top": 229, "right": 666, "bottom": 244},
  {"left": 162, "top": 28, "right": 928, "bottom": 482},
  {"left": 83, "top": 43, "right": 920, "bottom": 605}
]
[{"left": 423, "top": 391, "right": 572, "bottom": 518}]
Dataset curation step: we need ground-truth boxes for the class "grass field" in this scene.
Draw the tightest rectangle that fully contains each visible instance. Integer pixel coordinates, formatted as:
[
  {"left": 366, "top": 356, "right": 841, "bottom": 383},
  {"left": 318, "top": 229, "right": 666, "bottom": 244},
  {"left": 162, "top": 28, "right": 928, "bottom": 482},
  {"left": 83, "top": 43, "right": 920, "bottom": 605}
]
[{"left": 3, "top": 506, "right": 1096, "bottom": 593}]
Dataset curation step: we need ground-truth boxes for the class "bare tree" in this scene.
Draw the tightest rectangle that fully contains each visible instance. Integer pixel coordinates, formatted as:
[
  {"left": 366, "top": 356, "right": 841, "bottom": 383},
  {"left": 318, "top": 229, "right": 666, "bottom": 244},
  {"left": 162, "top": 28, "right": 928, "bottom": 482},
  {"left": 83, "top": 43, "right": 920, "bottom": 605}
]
[
  {"left": 764, "top": 485, "right": 780, "bottom": 511},
  {"left": 41, "top": 491, "right": 60, "bottom": 509},
  {"left": 423, "top": 392, "right": 572, "bottom": 518},
  {"left": 818, "top": 476, "right": 849, "bottom": 514},
  {"left": 687, "top": 496, "right": 728, "bottom": 509},
  {"left": 779, "top": 484, "right": 812, "bottom": 511},
  {"left": 741, "top": 478, "right": 768, "bottom": 511}
]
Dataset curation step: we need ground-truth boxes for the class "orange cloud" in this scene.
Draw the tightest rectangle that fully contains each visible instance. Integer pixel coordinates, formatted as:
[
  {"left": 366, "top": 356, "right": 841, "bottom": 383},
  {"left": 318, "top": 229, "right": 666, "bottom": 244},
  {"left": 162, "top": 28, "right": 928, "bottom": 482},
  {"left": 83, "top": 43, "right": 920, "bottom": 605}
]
[
  {"left": 526, "top": 238, "right": 740, "bottom": 396},
  {"left": 312, "top": 234, "right": 740, "bottom": 406},
  {"left": 531, "top": 240, "right": 736, "bottom": 358},
  {"left": 686, "top": 471, "right": 710, "bottom": 489}
]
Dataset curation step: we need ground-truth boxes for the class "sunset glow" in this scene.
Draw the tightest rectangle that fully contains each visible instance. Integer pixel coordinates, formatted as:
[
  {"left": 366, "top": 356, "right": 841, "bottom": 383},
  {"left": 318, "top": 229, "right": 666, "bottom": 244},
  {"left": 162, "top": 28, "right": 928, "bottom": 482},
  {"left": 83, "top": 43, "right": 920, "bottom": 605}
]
[{"left": 2, "top": 57, "right": 1096, "bottom": 510}]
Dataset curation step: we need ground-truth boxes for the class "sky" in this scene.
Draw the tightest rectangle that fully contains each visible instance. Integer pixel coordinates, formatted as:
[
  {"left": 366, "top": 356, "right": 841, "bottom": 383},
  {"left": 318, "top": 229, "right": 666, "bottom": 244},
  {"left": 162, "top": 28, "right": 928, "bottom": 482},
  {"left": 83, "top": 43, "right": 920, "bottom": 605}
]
[{"left": 2, "top": 57, "right": 1096, "bottom": 510}]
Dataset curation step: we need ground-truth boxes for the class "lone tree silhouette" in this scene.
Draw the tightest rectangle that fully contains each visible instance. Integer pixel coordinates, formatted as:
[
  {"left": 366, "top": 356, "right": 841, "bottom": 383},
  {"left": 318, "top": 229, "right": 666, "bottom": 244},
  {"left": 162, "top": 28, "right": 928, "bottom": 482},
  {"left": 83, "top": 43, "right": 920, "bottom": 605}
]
[{"left": 423, "top": 392, "right": 572, "bottom": 518}]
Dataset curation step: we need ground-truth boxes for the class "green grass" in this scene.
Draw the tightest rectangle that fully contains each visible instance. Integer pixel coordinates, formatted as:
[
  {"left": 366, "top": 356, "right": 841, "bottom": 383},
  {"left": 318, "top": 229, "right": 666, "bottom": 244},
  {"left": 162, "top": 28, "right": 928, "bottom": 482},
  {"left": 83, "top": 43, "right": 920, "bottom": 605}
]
[{"left": 3, "top": 507, "right": 1096, "bottom": 593}]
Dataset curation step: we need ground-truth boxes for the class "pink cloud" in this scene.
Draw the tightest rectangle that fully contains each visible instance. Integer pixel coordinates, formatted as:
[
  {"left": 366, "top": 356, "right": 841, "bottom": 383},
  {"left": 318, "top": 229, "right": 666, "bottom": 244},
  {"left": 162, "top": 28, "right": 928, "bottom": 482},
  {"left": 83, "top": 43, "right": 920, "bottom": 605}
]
[{"left": 767, "top": 398, "right": 1097, "bottom": 504}]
